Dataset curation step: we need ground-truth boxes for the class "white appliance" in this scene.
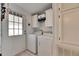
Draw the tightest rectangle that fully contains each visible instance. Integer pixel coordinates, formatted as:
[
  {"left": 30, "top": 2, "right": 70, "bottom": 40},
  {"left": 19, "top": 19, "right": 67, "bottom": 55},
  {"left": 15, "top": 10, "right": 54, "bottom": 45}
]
[
  {"left": 27, "top": 34, "right": 37, "bottom": 54},
  {"left": 38, "top": 34, "right": 52, "bottom": 56}
]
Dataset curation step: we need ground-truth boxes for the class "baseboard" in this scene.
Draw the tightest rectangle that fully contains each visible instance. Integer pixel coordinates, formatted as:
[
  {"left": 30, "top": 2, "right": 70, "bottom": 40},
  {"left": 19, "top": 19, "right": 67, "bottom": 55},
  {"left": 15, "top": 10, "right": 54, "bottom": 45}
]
[
  {"left": 26, "top": 49, "right": 37, "bottom": 55},
  {"left": 15, "top": 49, "right": 26, "bottom": 56},
  {"left": 15, "top": 49, "right": 37, "bottom": 56}
]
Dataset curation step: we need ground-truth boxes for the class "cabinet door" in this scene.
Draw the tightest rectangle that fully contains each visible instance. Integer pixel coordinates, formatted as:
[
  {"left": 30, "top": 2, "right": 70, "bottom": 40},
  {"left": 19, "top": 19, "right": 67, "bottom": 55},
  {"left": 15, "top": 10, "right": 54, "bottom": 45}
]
[
  {"left": 32, "top": 15, "right": 38, "bottom": 28},
  {"left": 61, "top": 3, "right": 79, "bottom": 11},
  {"left": 45, "top": 8, "right": 53, "bottom": 27},
  {"left": 38, "top": 36, "right": 52, "bottom": 56}
]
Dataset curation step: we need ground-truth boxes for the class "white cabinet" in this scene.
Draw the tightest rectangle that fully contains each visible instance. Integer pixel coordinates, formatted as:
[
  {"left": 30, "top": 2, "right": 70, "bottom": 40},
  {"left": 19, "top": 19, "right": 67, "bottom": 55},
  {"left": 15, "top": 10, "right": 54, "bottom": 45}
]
[
  {"left": 38, "top": 35, "right": 52, "bottom": 56},
  {"left": 45, "top": 8, "right": 53, "bottom": 27},
  {"left": 32, "top": 15, "right": 38, "bottom": 28}
]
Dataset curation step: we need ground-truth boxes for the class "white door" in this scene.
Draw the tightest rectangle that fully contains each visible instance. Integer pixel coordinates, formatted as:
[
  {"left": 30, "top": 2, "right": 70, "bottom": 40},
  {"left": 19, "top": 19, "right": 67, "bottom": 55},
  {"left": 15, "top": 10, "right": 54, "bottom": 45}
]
[
  {"left": 38, "top": 36, "right": 52, "bottom": 56},
  {"left": 60, "top": 4, "right": 79, "bottom": 45},
  {"left": 1, "top": 4, "right": 26, "bottom": 56},
  {"left": 0, "top": 4, "right": 1, "bottom": 54},
  {"left": 61, "top": 3, "right": 79, "bottom": 11}
]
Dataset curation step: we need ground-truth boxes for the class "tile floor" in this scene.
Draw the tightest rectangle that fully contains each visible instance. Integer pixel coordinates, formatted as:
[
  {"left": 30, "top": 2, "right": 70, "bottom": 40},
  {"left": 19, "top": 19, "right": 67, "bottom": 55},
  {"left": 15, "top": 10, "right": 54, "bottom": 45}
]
[{"left": 16, "top": 50, "right": 36, "bottom": 56}]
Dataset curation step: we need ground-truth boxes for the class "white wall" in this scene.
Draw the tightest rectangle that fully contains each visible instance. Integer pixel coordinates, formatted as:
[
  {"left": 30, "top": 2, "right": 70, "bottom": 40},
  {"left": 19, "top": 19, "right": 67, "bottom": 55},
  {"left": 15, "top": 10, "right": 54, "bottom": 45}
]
[
  {"left": 25, "top": 14, "right": 33, "bottom": 49},
  {"left": 26, "top": 15, "right": 33, "bottom": 34},
  {"left": 1, "top": 3, "right": 31, "bottom": 56}
]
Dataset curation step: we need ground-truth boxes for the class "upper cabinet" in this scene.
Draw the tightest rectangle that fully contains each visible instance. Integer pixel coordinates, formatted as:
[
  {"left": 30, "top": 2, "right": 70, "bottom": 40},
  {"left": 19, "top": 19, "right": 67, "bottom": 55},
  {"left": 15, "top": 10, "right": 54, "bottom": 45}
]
[
  {"left": 61, "top": 3, "right": 79, "bottom": 11},
  {"left": 32, "top": 14, "right": 38, "bottom": 28},
  {"left": 45, "top": 8, "right": 53, "bottom": 27},
  {"left": 32, "top": 8, "right": 53, "bottom": 27}
]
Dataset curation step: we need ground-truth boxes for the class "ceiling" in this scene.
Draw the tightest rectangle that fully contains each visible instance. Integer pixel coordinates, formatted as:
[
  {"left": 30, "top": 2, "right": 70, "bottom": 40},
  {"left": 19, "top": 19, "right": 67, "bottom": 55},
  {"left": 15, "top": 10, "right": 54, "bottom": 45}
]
[{"left": 15, "top": 3, "right": 52, "bottom": 14}]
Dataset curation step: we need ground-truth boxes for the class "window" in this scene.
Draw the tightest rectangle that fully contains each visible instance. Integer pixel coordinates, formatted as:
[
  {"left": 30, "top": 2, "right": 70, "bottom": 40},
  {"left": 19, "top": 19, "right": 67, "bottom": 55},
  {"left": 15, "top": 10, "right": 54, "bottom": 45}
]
[{"left": 8, "top": 13, "right": 23, "bottom": 36}]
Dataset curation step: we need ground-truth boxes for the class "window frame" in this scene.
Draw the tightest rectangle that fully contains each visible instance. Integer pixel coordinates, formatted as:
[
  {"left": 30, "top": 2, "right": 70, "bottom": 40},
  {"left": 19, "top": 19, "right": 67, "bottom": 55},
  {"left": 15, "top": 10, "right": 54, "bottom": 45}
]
[{"left": 8, "top": 13, "right": 23, "bottom": 36}]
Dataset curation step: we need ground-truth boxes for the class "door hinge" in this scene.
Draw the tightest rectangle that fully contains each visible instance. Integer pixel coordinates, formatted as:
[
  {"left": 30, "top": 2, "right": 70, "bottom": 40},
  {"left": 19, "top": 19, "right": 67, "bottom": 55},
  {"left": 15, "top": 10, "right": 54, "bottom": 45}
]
[
  {"left": 58, "top": 15, "right": 60, "bottom": 18},
  {"left": 59, "top": 8, "right": 60, "bottom": 10},
  {"left": 59, "top": 37, "right": 60, "bottom": 40}
]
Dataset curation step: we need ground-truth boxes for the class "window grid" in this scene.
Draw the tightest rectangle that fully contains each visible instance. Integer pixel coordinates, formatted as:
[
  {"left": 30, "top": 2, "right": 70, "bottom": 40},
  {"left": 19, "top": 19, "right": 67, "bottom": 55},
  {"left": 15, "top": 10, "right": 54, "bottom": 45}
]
[{"left": 8, "top": 14, "right": 23, "bottom": 36}]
